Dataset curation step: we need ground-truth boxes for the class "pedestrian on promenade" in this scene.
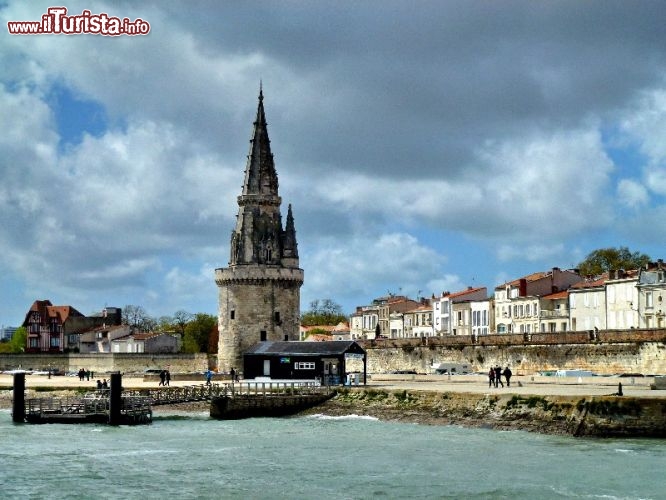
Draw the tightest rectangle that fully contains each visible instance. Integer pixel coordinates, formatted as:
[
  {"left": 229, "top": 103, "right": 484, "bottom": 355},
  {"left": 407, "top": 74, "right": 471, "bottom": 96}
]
[
  {"left": 206, "top": 370, "right": 213, "bottom": 386},
  {"left": 230, "top": 367, "right": 236, "bottom": 383},
  {"left": 159, "top": 370, "right": 166, "bottom": 386},
  {"left": 494, "top": 366, "right": 504, "bottom": 388},
  {"left": 503, "top": 366, "right": 512, "bottom": 387},
  {"left": 165, "top": 370, "right": 171, "bottom": 386},
  {"left": 488, "top": 367, "right": 495, "bottom": 388}
]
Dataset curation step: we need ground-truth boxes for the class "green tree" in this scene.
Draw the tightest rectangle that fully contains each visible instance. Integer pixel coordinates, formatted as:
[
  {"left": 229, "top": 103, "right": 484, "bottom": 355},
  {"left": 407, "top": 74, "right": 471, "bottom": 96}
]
[
  {"left": 182, "top": 313, "right": 216, "bottom": 353},
  {"left": 4, "top": 326, "right": 27, "bottom": 353},
  {"left": 301, "top": 299, "right": 347, "bottom": 326},
  {"left": 577, "top": 247, "right": 651, "bottom": 277}
]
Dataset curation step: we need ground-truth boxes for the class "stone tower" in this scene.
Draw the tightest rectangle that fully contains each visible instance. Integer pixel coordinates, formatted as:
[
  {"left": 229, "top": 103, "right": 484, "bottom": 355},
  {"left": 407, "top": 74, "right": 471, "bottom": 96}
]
[{"left": 215, "top": 89, "right": 304, "bottom": 373}]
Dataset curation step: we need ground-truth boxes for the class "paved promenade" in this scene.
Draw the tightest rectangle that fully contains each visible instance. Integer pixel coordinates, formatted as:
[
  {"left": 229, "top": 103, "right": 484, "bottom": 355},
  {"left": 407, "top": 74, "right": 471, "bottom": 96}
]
[
  {"left": 2, "top": 373, "right": 666, "bottom": 398},
  {"left": 368, "top": 373, "right": 666, "bottom": 398}
]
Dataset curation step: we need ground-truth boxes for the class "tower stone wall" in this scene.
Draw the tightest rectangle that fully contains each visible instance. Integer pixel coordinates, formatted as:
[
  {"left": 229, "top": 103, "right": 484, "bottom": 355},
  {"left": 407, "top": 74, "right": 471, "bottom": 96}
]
[{"left": 216, "top": 89, "right": 303, "bottom": 372}]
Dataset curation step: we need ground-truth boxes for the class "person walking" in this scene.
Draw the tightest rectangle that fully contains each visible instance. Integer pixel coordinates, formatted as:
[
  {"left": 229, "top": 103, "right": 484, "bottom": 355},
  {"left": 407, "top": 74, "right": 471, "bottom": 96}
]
[
  {"left": 159, "top": 370, "right": 166, "bottom": 386},
  {"left": 488, "top": 367, "right": 495, "bottom": 388},
  {"left": 494, "top": 366, "right": 504, "bottom": 388},
  {"left": 165, "top": 370, "right": 171, "bottom": 386},
  {"left": 205, "top": 369, "right": 213, "bottom": 386},
  {"left": 503, "top": 366, "right": 512, "bottom": 387},
  {"left": 230, "top": 367, "right": 236, "bottom": 383}
]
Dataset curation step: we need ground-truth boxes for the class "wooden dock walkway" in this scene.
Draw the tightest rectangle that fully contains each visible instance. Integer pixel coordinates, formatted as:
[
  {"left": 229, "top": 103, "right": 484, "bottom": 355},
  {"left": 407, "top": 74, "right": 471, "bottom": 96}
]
[{"left": 17, "top": 378, "right": 332, "bottom": 424}]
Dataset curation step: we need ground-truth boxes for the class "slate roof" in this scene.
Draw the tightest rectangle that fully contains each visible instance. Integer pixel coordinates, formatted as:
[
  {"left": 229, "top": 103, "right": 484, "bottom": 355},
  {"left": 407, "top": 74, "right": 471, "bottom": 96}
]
[{"left": 244, "top": 341, "right": 365, "bottom": 356}]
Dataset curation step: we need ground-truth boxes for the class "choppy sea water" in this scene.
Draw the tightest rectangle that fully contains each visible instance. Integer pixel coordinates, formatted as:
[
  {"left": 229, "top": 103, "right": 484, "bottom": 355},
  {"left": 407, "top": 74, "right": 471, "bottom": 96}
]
[{"left": 1, "top": 408, "right": 664, "bottom": 499}]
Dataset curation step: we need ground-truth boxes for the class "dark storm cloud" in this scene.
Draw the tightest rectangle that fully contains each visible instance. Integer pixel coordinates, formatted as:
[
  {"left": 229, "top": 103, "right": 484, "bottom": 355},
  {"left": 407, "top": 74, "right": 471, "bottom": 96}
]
[{"left": 156, "top": 1, "right": 666, "bottom": 180}]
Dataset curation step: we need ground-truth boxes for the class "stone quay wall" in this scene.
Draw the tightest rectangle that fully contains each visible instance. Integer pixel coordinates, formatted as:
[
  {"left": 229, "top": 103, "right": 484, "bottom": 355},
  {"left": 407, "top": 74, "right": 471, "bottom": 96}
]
[
  {"left": 355, "top": 329, "right": 666, "bottom": 375},
  {"left": 0, "top": 353, "right": 210, "bottom": 374}
]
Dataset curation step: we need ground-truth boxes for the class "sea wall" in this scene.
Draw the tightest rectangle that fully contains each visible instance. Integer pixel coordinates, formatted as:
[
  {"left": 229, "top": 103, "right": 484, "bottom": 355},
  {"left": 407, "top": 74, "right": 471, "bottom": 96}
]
[
  {"left": 355, "top": 330, "right": 666, "bottom": 375},
  {"left": 0, "top": 353, "right": 210, "bottom": 374},
  {"left": 312, "top": 388, "right": 666, "bottom": 437}
]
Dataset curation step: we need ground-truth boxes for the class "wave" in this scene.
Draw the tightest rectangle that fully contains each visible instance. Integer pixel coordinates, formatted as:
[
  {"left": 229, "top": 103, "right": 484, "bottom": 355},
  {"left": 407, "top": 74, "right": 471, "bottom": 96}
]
[
  {"left": 307, "top": 413, "right": 379, "bottom": 421},
  {"left": 152, "top": 412, "right": 210, "bottom": 421}
]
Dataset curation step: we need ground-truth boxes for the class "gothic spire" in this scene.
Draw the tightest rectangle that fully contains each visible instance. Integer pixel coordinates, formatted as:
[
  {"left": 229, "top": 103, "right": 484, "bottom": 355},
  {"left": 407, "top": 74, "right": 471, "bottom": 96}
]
[
  {"left": 283, "top": 203, "right": 299, "bottom": 259},
  {"left": 241, "top": 86, "right": 278, "bottom": 197}
]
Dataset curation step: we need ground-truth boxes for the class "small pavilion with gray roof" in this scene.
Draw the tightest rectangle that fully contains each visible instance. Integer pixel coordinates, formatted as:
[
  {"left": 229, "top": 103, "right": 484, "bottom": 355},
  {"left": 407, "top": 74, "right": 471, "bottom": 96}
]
[{"left": 243, "top": 341, "right": 366, "bottom": 385}]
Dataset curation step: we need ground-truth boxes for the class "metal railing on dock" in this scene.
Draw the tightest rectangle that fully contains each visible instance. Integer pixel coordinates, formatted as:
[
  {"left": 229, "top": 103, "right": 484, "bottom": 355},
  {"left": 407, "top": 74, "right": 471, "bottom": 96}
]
[{"left": 125, "top": 380, "right": 330, "bottom": 406}]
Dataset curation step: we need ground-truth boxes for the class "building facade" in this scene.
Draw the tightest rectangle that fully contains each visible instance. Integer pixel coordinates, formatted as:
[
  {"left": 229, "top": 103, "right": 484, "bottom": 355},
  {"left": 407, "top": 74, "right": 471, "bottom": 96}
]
[
  {"left": 22, "top": 300, "right": 121, "bottom": 353},
  {"left": 215, "top": 90, "right": 304, "bottom": 372},
  {"left": 637, "top": 262, "right": 666, "bottom": 329}
]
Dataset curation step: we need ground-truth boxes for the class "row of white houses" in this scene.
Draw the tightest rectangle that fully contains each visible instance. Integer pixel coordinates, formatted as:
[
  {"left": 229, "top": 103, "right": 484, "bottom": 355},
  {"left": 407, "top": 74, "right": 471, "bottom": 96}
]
[{"left": 349, "top": 262, "right": 666, "bottom": 340}]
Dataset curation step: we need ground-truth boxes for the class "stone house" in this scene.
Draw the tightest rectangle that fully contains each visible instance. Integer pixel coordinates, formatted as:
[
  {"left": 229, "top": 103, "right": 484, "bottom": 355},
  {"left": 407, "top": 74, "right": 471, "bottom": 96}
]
[
  {"left": 111, "top": 332, "right": 180, "bottom": 354},
  {"left": 538, "top": 290, "right": 570, "bottom": 333},
  {"left": 569, "top": 274, "right": 608, "bottom": 332},
  {"left": 403, "top": 302, "right": 434, "bottom": 338},
  {"left": 79, "top": 325, "right": 131, "bottom": 353},
  {"left": 22, "top": 300, "right": 121, "bottom": 353},
  {"left": 494, "top": 268, "right": 582, "bottom": 334},
  {"left": 433, "top": 287, "right": 487, "bottom": 335},
  {"left": 637, "top": 261, "right": 666, "bottom": 329},
  {"left": 349, "top": 305, "right": 379, "bottom": 339},
  {"left": 470, "top": 297, "right": 493, "bottom": 337},
  {"left": 605, "top": 269, "right": 639, "bottom": 330}
]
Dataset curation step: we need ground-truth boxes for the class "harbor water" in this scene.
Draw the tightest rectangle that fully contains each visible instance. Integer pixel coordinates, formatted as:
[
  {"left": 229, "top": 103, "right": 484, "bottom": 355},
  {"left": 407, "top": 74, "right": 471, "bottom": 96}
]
[{"left": 1, "top": 408, "right": 664, "bottom": 499}]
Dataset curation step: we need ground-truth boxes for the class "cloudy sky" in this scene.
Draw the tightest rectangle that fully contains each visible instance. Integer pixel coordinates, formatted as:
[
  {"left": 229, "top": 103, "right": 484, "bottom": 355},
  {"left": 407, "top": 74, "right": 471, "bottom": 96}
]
[{"left": 1, "top": 1, "right": 666, "bottom": 326}]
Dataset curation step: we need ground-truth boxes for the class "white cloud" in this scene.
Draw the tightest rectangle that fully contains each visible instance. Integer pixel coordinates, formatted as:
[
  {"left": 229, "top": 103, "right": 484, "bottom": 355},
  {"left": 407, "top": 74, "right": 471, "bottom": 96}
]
[
  {"left": 617, "top": 178, "right": 649, "bottom": 208},
  {"left": 620, "top": 89, "right": 666, "bottom": 166},
  {"left": 301, "top": 232, "right": 454, "bottom": 310}
]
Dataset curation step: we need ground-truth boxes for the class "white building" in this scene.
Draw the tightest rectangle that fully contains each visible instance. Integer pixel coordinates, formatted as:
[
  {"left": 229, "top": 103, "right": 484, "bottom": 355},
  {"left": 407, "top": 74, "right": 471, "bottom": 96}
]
[
  {"left": 433, "top": 287, "right": 487, "bottom": 335},
  {"left": 605, "top": 269, "right": 639, "bottom": 330},
  {"left": 538, "top": 291, "right": 570, "bottom": 332},
  {"left": 637, "top": 262, "right": 666, "bottom": 329},
  {"left": 569, "top": 274, "right": 608, "bottom": 332},
  {"left": 470, "top": 298, "right": 492, "bottom": 337}
]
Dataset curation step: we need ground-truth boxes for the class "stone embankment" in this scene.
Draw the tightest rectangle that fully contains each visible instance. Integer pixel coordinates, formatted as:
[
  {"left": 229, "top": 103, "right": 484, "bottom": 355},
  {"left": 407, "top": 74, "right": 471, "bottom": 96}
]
[{"left": 303, "top": 387, "right": 666, "bottom": 437}]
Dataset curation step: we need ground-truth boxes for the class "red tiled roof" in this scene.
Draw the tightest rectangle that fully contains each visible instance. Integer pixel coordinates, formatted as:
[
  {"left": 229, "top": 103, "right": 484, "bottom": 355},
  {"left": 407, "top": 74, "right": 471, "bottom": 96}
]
[
  {"left": 24, "top": 300, "right": 83, "bottom": 325},
  {"left": 448, "top": 286, "right": 486, "bottom": 299},
  {"left": 570, "top": 273, "right": 609, "bottom": 289}
]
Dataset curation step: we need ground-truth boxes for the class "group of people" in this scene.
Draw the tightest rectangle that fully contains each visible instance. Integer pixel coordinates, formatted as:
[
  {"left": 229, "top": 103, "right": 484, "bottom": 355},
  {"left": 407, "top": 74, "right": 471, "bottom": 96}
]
[
  {"left": 229, "top": 367, "right": 240, "bottom": 383},
  {"left": 77, "top": 368, "right": 93, "bottom": 381},
  {"left": 158, "top": 369, "right": 171, "bottom": 386},
  {"left": 488, "top": 365, "right": 512, "bottom": 388},
  {"left": 96, "top": 379, "right": 108, "bottom": 389}
]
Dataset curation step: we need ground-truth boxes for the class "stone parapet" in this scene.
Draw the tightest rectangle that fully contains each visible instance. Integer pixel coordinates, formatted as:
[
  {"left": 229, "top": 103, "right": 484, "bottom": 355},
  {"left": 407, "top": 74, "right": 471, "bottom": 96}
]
[{"left": 215, "top": 266, "right": 303, "bottom": 286}]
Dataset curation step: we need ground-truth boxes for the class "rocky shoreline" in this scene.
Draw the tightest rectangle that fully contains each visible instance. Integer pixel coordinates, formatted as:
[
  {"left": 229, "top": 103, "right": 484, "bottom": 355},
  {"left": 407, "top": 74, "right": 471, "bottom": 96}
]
[{"left": 298, "top": 388, "right": 666, "bottom": 438}]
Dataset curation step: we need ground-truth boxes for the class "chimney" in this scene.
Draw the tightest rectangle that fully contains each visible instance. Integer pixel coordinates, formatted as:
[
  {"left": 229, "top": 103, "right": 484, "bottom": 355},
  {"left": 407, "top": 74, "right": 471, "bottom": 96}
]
[{"left": 519, "top": 279, "right": 527, "bottom": 296}]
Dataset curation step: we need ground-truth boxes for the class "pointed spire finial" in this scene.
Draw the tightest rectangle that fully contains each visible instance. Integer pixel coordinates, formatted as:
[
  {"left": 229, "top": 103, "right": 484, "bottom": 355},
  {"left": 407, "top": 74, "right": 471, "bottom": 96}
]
[{"left": 259, "top": 80, "right": 263, "bottom": 102}]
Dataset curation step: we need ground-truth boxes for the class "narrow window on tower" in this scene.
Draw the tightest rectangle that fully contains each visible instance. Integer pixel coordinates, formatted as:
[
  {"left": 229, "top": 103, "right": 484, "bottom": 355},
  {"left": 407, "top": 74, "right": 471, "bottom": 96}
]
[
  {"left": 260, "top": 330, "right": 267, "bottom": 341},
  {"left": 274, "top": 311, "right": 280, "bottom": 324},
  {"left": 230, "top": 310, "right": 235, "bottom": 320}
]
